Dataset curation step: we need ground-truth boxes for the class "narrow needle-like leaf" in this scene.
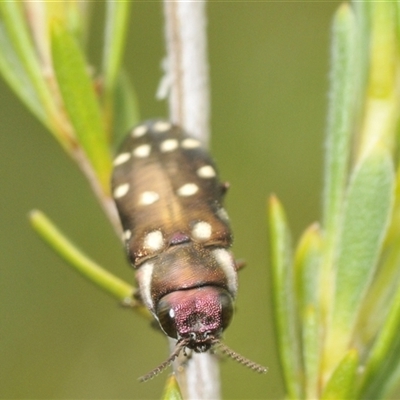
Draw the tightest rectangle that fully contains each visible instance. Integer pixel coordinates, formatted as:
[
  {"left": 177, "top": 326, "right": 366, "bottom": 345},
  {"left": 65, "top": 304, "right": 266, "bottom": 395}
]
[
  {"left": 51, "top": 20, "right": 112, "bottom": 192},
  {"left": 29, "top": 209, "right": 135, "bottom": 305},
  {"left": 302, "top": 306, "right": 319, "bottom": 400},
  {"left": 0, "top": 2, "right": 65, "bottom": 142},
  {"left": 102, "top": 1, "right": 131, "bottom": 95},
  {"left": 101, "top": 1, "right": 133, "bottom": 139},
  {"left": 323, "top": 3, "right": 356, "bottom": 237},
  {"left": 0, "top": 22, "right": 47, "bottom": 126},
  {"left": 321, "top": 349, "right": 358, "bottom": 400},
  {"left": 294, "top": 224, "right": 322, "bottom": 399},
  {"left": 269, "top": 195, "right": 303, "bottom": 399},
  {"left": 320, "top": 4, "right": 356, "bottom": 325},
  {"left": 357, "top": 2, "right": 399, "bottom": 162},
  {"left": 361, "top": 277, "right": 400, "bottom": 398},
  {"left": 326, "top": 147, "right": 394, "bottom": 370},
  {"left": 295, "top": 223, "right": 322, "bottom": 315}
]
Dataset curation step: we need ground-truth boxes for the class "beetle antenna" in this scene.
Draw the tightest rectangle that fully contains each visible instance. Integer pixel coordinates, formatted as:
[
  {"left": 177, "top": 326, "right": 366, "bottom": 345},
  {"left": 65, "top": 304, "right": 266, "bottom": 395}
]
[
  {"left": 138, "top": 339, "right": 189, "bottom": 382},
  {"left": 212, "top": 340, "right": 268, "bottom": 374}
]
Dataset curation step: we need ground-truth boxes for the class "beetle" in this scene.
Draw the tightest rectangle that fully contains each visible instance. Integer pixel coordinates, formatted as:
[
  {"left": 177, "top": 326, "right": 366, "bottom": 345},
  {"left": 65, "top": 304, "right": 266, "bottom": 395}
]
[{"left": 111, "top": 119, "right": 266, "bottom": 380}]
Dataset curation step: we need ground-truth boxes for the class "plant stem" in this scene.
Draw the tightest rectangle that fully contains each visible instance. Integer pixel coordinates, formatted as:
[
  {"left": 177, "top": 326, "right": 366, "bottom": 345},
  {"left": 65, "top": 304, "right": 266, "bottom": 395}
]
[
  {"left": 163, "top": 1, "right": 210, "bottom": 145},
  {"left": 162, "top": 2, "right": 219, "bottom": 399},
  {"left": 29, "top": 210, "right": 136, "bottom": 304}
]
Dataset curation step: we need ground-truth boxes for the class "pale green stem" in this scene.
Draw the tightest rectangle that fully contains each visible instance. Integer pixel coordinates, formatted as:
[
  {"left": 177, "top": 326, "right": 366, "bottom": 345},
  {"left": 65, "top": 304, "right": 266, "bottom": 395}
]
[{"left": 29, "top": 209, "right": 137, "bottom": 307}]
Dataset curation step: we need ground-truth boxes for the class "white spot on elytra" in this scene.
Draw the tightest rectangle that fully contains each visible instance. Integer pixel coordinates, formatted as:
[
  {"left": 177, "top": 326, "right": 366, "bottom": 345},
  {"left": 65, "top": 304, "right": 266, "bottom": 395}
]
[
  {"left": 212, "top": 248, "right": 238, "bottom": 296},
  {"left": 138, "top": 191, "right": 160, "bottom": 206},
  {"left": 217, "top": 207, "right": 230, "bottom": 222},
  {"left": 197, "top": 165, "right": 216, "bottom": 178},
  {"left": 153, "top": 120, "right": 172, "bottom": 132},
  {"left": 113, "top": 183, "right": 130, "bottom": 198},
  {"left": 144, "top": 230, "right": 164, "bottom": 251},
  {"left": 133, "top": 144, "right": 151, "bottom": 158},
  {"left": 181, "top": 138, "right": 201, "bottom": 149},
  {"left": 160, "top": 139, "right": 178, "bottom": 153},
  {"left": 123, "top": 230, "right": 132, "bottom": 241},
  {"left": 169, "top": 308, "right": 175, "bottom": 318},
  {"left": 113, "top": 152, "right": 131, "bottom": 166},
  {"left": 132, "top": 124, "right": 148, "bottom": 138},
  {"left": 192, "top": 221, "right": 212, "bottom": 240},
  {"left": 177, "top": 183, "right": 198, "bottom": 197}
]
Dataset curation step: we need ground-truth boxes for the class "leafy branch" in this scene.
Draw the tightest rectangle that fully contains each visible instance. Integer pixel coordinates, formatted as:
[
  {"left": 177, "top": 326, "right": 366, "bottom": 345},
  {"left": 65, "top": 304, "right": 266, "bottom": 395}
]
[
  {"left": 269, "top": 3, "right": 400, "bottom": 399},
  {"left": 0, "top": 2, "right": 209, "bottom": 399}
]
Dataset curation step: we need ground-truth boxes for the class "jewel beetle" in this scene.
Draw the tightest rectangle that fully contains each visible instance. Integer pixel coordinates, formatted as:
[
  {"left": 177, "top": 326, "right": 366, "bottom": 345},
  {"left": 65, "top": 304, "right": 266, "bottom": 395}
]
[{"left": 111, "top": 119, "right": 266, "bottom": 380}]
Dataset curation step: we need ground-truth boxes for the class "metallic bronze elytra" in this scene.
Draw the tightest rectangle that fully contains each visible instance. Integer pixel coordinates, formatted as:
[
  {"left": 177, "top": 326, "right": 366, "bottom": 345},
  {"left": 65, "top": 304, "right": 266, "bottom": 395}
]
[
  {"left": 112, "top": 120, "right": 232, "bottom": 266},
  {"left": 111, "top": 119, "right": 267, "bottom": 380}
]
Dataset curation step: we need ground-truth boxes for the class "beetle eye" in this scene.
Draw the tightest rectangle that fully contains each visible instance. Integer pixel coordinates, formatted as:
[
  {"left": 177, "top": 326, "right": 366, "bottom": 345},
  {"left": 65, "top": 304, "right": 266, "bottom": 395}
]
[
  {"left": 156, "top": 299, "right": 178, "bottom": 339},
  {"left": 219, "top": 291, "right": 234, "bottom": 330}
]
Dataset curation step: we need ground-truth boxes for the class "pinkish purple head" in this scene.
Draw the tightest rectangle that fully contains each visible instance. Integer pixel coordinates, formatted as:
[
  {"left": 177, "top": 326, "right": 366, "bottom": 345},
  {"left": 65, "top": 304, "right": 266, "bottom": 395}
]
[{"left": 156, "top": 286, "right": 234, "bottom": 352}]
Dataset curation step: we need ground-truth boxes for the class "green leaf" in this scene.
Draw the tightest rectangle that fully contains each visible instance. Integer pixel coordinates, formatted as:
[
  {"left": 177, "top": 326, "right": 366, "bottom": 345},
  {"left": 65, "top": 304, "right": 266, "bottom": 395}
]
[
  {"left": 328, "top": 147, "right": 395, "bottom": 360},
  {"left": 301, "top": 306, "right": 319, "bottom": 400},
  {"left": 355, "top": 204, "right": 400, "bottom": 349},
  {"left": 295, "top": 223, "right": 322, "bottom": 313},
  {"left": 354, "top": 255, "right": 400, "bottom": 353},
  {"left": 321, "top": 349, "right": 358, "bottom": 400},
  {"left": 0, "top": 2, "right": 62, "bottom": 140},
  {"left": 356, "top": 2, "right": 399, "bottom": 162},
  {"left": 294, "top": 224, "right": 322, "bottom": 399},
  {"left": 0, "top": 21, "right": 47, "bottom": 127},
  {"left": 162, "top": 375, "right": 183, "bottom": 400},
  {"left": 384, "top": 171, "right": 400, "bottom": 250},
  {"left": 350, "top": 0, "right": 370, "bottom": 111},
  {"left": 102, "top": 1, "right": 131, "bottom": 95},
  {"left": 62, "top": 2, "right": 90, "bottom": 44},
  {"left": 101, "top": 2, "right": 136, "bottom": 146},
  {"left": 361, "top": 276, "right": 400, "bottom": 398},
  {"left": 379, "top": 355, "right": 400, "bottom": 400},
  {"left": 29, "top": 209, "right": 136, "bottom": 306},
  {"left": 319, "top": 3, "right": 357, "bottom": 338},
  {"left": 51, "top": 19, "right": 112, "bottom": 192},
  {"left": 268, "top": 195, "right": 303, "bottom": 399},
  {"left": 367, "top": 2, "right": 397, "bottom": 99},
  {"left": 323, "top": 3, "right": 356, "bottom": 240}
]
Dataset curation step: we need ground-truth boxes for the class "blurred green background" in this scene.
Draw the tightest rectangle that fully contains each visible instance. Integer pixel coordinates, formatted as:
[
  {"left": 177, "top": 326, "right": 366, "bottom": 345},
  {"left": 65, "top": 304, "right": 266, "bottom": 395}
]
[{"left": 0, "top": 2, "right": 341, "bottom": 399}]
